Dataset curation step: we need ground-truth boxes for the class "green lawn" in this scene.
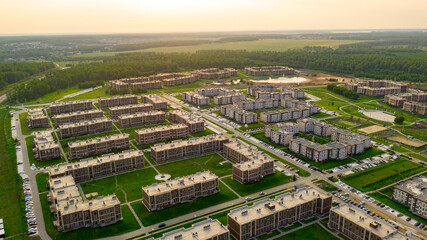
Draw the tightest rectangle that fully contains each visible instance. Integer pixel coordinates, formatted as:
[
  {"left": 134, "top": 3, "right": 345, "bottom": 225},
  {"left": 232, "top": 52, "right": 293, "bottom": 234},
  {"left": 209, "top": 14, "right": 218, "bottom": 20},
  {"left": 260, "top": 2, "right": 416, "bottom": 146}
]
[
  {"left": 0, "top": 109, "right": 29, "bottom": 238},
  {"left": 190, "top": 128, "right": 216, "bottom": 137},
  {"left": 221, "top": 171, "right": 293, "bottom": 196},
  {"left": 19, "top": 112, "right": 51, "bottom": 135},
  {"left": 342, "top": 158, "right": 425, "bottom": 192},
  {"left": 257, "top": 229, "right": 281, "bottom": 240},
  {"left": 310, "top": 112, "right": 332, "bottom": 118},
  {"left": 80, "top": 167, "right": 159, "bottom": 203},
  {"left": 39, "top": 193, "right": 140, "bottom": 240},
  {"left": 25, "top": 85, "right": 83, "bottom": 104},
  {"left": 62, "top": 86, "right": 111, "bottom": 101},
  {"left": 210, "top": 211, "right": 228, "bottom": 225},
  {"left": 314, "top": 180, "right": 338, "bottom": 192},
  {"left": 26, "top": 136, "right": 66, "bottom": 168},
  {"left": 301, "top": 216, "right": 318, "bottom": 224},
  {"left": 121, "top": 123, "right": 170, "bottom": 140},
  {"left": 251, "top": 132, "right": 286, "bottom": 149},
  {"left": 131, "top": 182, "right": 238, "bottom": 226},
  {"left": 239, "top": 121, "right": 265, "bottom": 131},
  {"left": 156, "top": 153, "right": 232, "bottom": 178},
  {"left": 36, "top": 172, "right": 50, "bottom": 193},
  {"left": 280, "top": 222, "right": 302, "bottom": 232},
  {"left": 202, "top": 118, "right": 234, "bottom": 134},
  {"left": 350, "top": 148, "right": 385, "bottom": 160},
  {"left": 277, "top": 223, "right": 339, "bottom": 240},
  {"left": 59, "top": 130, "right": 120, "bottom": 145}
]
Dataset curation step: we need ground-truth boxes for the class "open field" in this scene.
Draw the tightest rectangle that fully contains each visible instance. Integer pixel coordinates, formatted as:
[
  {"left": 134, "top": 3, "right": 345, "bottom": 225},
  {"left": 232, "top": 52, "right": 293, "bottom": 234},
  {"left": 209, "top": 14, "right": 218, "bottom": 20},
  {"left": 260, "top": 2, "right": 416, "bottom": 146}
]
[
  {"left": 359, "top": 125, "right": 387, "bottom": 134},
  {"left": 394, "top": 124, "right": 427, "bottom": 142},
  {"left": 257, "top": 229, "right": 281, "bottom": 240},
  {"left": 25, "top": 85, "right": 83, "bottom": 104},
  {"left": 39, "top": 193, "right": 140, "bottom": 240},
  {"left": 314, "top": 180, "right": 338, "bottom": 192},
  {"left": 341, "top": 158, "right": 425, "bottom": 192},
  {"left": 36, "top": 172, "right": 49, "bottom": 193},
  {"left": 310, "top": 112, "right": 332, "bottom": 118},
  {"left": 62, "top": 86, "right": 111, "bottom": 101},
  {"left": 221, "top": 171, "right": 293, "bottom": 196},
  {"left": 130, "top": 182, "right": 238, "bottom": 226},
  {"left": 387, "top": 136, "right": 426, "bottom": 148},
  {"left": 277, "top": 223, "right": 339, "bottom": 240}
]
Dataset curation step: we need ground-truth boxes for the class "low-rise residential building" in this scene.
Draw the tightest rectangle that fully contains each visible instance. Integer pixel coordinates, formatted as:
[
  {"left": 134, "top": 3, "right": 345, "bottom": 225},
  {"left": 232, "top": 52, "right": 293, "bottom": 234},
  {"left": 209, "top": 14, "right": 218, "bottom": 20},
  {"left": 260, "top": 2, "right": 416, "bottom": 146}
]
[
  {"left": 384, "top": 93, "right": 412, "bottom": 108},
  {"left": 162, "top": 73, "right": 199, "bottom": 87},
  {"left": 255, "top": 91, "right": 292, "bottom": 100},
  {"left": 403, "top": 101, "right": 427, "bottom": 115},
  {"left": 235, "top": 98, "right": 278, "bottom": 110},
  {"left": 118, "top": 110, "right": 166, "bottom": 128},
  {"left": 196, "top": 68, "right": 237, "bottom": 79},
  {"left": 345, "top": 80, "right": 407, "bottom": 96},
  {"left": 109, "top": 77, "right": 162, "bottom": 91},
  {"left": 48, "top": 175, "right": 122, "bottom": 232},
  {"left": 297, "top": 118, "right": 333, "bottom": 137},
  {"left": 281, "top": 99, "right": 318, "bottom": 114},
  {"left": 329, "top": 204, "right": 418, "bottom": 240},
  {"left": 244, "top": 66, "right": 295, "bottom": 76},
  {"left": 411, "top": 89, "right": 427, "bottom": 102},
  {"left": 228, "top": 187, "right": 332, "bottom": 240},
  {"left": 130, "top": 80, "right": 162, "bottom": 90},
  {"left": 149, "top": 219, "right": 229, "bottom": 240},
  {"left": 247, "top": 85, "right": 277, "bottom": 96},
  {"left": 260, "top": 107, "right": 312, "bottom": 123},
  {"left": 289, "top": 138, "right": 348, "bottom": 161},
  {"left": 98, "top": 95, "right": 138, "bottom": 108},
  {"left": 49, "top": 100, "right": 93, "bottom": 115},
  {"left": 169, "top": 110, "right": 205, "bottom": 133},
  {"left": 331, "top": 128, "right": 371, "bottom": 149},
  {"left": 142, "top": 171, "right": 219, "bottom": 211},
  {"left": 135, "top": 124, "right": 189, "bottom": 145},
  {"left": 392, "top": 176, "right": 427, "bottom": 219},
  {"left": 150, "top": 135, "right": 229, "bottom": 163},
  {"left": 214, "top": 92, "right": 247, "bottom": 105},
  {"left": 182, "top": 92, "right": 210, "bottom": 106},
  {"left": 141, "top": 95, "right": 168, "bottom": 110},
  {"left": 32, "top": 130, "right": 61, "bottom": 160},
  {"left": 67, "top": 133, "right": 130, "bottom": 159},
  {"left": 264, "top": 122, "right": 298, "bottom": 145},
  {"left": 195, "top": 87, "right": 236, "bottom": 97},
  {"left": 59, "top": 117, "right": 113, "bottom": 139},
  {"left": 220, "top": 105, "right": 258, "bottom": 124},
  {"left": 280, "top": 87, "right": 305, "bottom": 99},
  {"left": 109, "top": 103, "right": 153, "bottom": 119},
  {"left": 27, "top": 107, "right": 49, "bottom": 128},
  {"left": 54, "top": 109, "right": 104, "bottom": 126}
]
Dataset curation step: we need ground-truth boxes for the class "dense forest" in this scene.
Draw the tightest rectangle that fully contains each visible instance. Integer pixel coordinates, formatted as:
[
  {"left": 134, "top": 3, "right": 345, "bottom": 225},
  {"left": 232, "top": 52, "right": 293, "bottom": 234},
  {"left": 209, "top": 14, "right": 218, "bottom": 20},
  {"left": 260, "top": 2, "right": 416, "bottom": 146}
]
[
  {"left": 326, "top": 84, "right": 360, "bottom": 100},
  {"left": 0, "top": 62, "right": 54, "bottom": 90}
]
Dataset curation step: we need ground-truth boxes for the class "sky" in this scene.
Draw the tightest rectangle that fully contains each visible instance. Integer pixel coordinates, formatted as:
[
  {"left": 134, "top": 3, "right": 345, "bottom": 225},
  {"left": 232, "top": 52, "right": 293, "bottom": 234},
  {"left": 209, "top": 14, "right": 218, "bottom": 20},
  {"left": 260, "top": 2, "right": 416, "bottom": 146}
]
[{"left": 0, "top": 0, "right": 426, "bottom": 34}]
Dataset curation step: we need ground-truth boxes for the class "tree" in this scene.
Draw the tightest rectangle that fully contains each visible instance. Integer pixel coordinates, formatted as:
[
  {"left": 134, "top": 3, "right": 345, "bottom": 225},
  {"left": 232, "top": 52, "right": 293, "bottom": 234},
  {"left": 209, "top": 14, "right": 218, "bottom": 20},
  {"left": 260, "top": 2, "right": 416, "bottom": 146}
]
[{"left": 394, "top": 116, "right": 404, "bottom": 124}]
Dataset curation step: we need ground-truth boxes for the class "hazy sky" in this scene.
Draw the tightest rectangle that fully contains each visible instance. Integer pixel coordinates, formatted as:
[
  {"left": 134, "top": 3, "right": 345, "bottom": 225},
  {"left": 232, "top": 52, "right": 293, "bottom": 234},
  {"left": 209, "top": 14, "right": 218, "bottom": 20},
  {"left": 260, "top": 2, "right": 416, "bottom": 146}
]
[{"left": 1, "top": 0, "right": 426, "bottom": 34}]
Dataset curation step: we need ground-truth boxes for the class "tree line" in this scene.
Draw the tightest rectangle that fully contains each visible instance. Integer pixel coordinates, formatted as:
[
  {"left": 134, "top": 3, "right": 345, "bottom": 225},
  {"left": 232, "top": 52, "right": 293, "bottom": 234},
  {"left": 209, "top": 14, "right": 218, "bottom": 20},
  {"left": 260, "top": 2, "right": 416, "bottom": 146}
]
[
  {"left": 326, "top": 84, "right": 360, "bottom": 100},
  {"left": 0, "top": 62, "right": 54, "bottom": 90}
]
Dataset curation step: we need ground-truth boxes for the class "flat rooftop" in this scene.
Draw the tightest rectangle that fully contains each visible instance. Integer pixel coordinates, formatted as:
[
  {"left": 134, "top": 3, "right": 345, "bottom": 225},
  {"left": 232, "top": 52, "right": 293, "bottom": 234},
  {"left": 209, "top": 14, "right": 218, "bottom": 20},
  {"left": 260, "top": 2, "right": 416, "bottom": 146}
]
[{"left": 151, "top": 134, "right": 228, "bottom": 152}]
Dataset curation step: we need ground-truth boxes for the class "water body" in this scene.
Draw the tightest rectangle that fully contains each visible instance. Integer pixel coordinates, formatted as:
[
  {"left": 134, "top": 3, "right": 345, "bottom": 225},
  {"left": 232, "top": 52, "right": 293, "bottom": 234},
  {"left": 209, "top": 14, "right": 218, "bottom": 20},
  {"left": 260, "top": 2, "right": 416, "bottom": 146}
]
[{"left": 250, "top": 76, "right": 308, "bottom": 84}]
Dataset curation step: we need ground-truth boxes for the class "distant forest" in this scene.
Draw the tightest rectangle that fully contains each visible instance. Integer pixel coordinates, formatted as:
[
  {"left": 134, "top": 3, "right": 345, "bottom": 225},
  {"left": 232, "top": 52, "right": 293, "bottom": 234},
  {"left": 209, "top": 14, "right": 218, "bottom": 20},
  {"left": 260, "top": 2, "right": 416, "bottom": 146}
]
[{"left": 0, "top": 62, "right": 54, "bottom": 90}]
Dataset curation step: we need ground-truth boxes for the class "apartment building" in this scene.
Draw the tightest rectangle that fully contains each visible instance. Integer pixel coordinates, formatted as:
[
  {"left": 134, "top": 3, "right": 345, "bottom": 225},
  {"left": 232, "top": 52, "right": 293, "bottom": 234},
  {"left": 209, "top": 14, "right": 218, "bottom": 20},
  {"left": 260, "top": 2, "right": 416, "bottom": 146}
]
[
  {"left": 228, "top": 187, "right": 332, "bottom": 240},
  {"left": 384, "top": 93, "right": 412, "bottom": 108},
  {"left": 59, "top": 117, "right": 113, "bottom": 139},
  {"left": 118, "top": 110, "right": 166, "bottom": 128},
  {"left": 280, "top": 87, "right": 305, "bottom": 99},
  {"left": 243, "top": 66, "right": 295, "bottom": 76},
  {"left": 109, "top": 77, "right": 161, "bottom": 91},
  {"left": 135, "top": 124, "right": 189, "bottom": 145},
  {"left": 98, "top": 95, "right": 138, "bottom": 108},
  {"left": 411, "top": 90, "right": 427, "bottom": 102},
  {"left": 220, "top": 105, "right": 258, "bottom": 124},
  {"left": 130, "top": 80, "right": 162, "bottom": 90},
  {"left": 357, "top": 86, "right": 401, "bottom": 96},
  {"left": 162, "top": 73, "right": 199, "bottom": 87},
  {"left": 182, "top": 92, "right": 210, "bottom": 106},
  {"left": 48, "top": 175, "right": 122, "bottom": 232},
  {"left": 149, "top": 218, "right": 229, "bottom": 240},
  {"left": 49, "top": 100, "right": 93, "bottom": 115},
  {"left": 169, "top": 110, "right": 205, "bottom": 133},
  {"left": 142, "top": 171, "right": 219, "bottom": 211},
  {"left": 109, "top": 103, "right": 153, "bottom": 119},
  {"left": 329, "top": 204, "right": 418, "bottom": 240},
  {"left": 235, "top": 98, "right": 279, "bottom": 111},
  {"left": 392, "top": 176, "right": 427, "bottom": 219},
  {"left": 260, "top": 107, "right": 311, "bottom": 123},
  {"left": 141, "top": 95, "right": 168, "bottom": 110},
  {"left": 195, "top": 87, "right": 236, "bottom": 97},
  {"left": 264, "top": 122, "right": 298, "bottom": 145},
  {"left": 289, "top": 138, "right": 348, "bottom": 161},
  {"left": 255, "top": 91, "right": 292, "bottom": 100},
  {"left": 297, "top": 118, "right": 333, "bottom": 137},
  {"left": 345, "top": 80, "right": 407, "bottom": 96},
  {"left": 214, "top": 92, "right": 247, "bottom": 105},
  {"left": 331, "top": 128, "right": 371, "bottom": 150},
  {"left": 149, "top": 73, "right": 176, "bottom": 81},
  {"left": 150, "top": 135, "right": 229, "bottom": 163},
  {"left": 32, "top": 130, "right": 61, "bottom": 160},
  {"left": 247, "top": 85, "right": 277, "bottom": 96},
  {"left": 67, "top": 133, "right": 129, "bottom": 159},
  {"left": 281, "top": 99, "right": 318, "bottom": 114},
  {"left": 196, "top": 68, "right": 237, "bottom": 79},
  {"left": 109, "top": 80, "right": 129, "bottom": 92},
  {"left": 27, "top": 107, "right": 49, "bottom": 128},
  {"left": 54, "top": 109, "right": 104, "bottom": 126},
  {"left": 367, "top": 80, "right": 408, "bottom": 92},
  {"left": 403, "top": 101, "right": 427, "bottom": 115},
  {"left": 50, "top": 149, "right": 143, "bottom": 181}
]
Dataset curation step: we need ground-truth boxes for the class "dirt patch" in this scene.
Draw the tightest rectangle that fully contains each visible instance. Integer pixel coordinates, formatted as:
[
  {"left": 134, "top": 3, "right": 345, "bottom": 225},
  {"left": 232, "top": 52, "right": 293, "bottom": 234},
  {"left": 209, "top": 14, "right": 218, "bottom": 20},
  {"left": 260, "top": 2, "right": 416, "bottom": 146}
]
[
  {"left": 387, "top": 136, "right": 426, "bottom": 148},
  {"left": 359, "top": 125, "right": 388, "bottom": 134}
]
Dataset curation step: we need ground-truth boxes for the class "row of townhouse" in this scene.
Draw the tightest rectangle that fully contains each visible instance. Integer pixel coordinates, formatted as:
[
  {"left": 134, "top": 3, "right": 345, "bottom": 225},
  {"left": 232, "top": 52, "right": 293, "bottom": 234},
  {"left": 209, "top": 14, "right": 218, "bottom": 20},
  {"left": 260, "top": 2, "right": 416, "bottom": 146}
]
[
  {"left": 27, "top": 107, "right": 49, "bottom": 128},
  {"left": 32, "top": 130, "right": 61, "bottom": 161},
  {"left": 169, "top": 110, "right": 205, "bottom": 133},
  {"left": 135, "top": 124, "right": 189, "bottom": 145},
  {"left": 344, "top": 80, "right": 408, "bottom": 96},
  {"left": 108, "top": 103, "right": 153, "bottom": 119},
  {"left": 214, "top": 92, "right": 247, "bottom": 105},
  {"left": 148, "top": 218, "right": 229, "bottom": 240},
  {"left": 48, "top": 175, "right": 122, "bottom": 232},
  {"left": 54, "top": 109, "right": 104, "bottom": 126},
  {"left": 234, "top": 98, "right": 278, "bottom": 110},
  {"left": 297, "top": 118, "right": 334, "bottom": 137},
  {"left": 150, "top": 134, "right": 230, "bottom": 163},
  {"left": 220, "top": 105, "right": 258, "bottom": 124},
  {"left": 141, "top": 95, "right": 168, "bottom": 110},
  {"left": 142, "top": 171, "right": 219, "bottom": 211},
  {"left": 260, "top": 107, "right": 313, "bottom": 123},
  {"left": 243, "top": 66, "right": 295, "bottom": 76},
  {"left": 196, "top": 68, "right": 237, "bottom": 79},
  {"left": 49, "top": 100, "right": 93, "bottom": 115},
  {"left": 98, "top": 95, "right": 138, "bottom": 108},
  {"left": 228, "top": 187, "right": 332, "bottom": 240},
  {"left": 67, "top": 133, "right": 130, "bottom": 159},
  {"left": 118, "top": 110, "right": 166, "bottom": 128},
  {"left": 264, "top": 122, "right": 299, "bottom": 145},
  {"left": 182, "top": 91, "right": 210, "bottom": 106},
  {"left": 49, "top": 149, "right": 144, "bottom": 181},
  {"left": 223, "top": 141, "right": 275, "bottom": 184},
  {"left": 392, "top": 176, "right": 427, "bottom": 219},
  {"left": 59, "top": 117, "right": 113, "bottom": 139},
  {"left": 329, "top": 204, "right": 418, "bottom": 240},
  {"left": 109, "top": 79, "right": 162, "bottom": 92}
]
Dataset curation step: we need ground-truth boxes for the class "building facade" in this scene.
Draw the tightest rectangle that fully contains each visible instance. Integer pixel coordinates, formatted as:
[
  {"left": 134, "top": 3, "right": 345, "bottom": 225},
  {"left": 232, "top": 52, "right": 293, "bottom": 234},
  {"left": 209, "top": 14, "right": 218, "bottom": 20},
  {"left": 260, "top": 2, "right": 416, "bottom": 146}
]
[
  {"left": 392, "top": 176, "right": 427, "bottom": 219},
  {"left": 32, "top": 130, "right": 61, "bottom": 161},
  {"left": 149, "top": 219, "right": 229, "bottom": 240},
  {"left": 169, "top": 110, "right": 205, "bottom": 133},
  {"left": 27, "top": 108, "right": 49, "bottom": 128},
  {"left": 141, "top": 95, "right": 168, "bottom": 110},
  {"left": 182, "top": 92, "right": 210, "bottom": 106},
  {"left": 118, "top": 110, "right": 166, "bottom": 128},
  {"left": 244, "top": 66, "right": 295, "bottom": 76},
  {"left": 54, "top": 109, "right": 104, "bottom": 126},
  {"left": 98, "top": 95, "right": 138, "bottom": 108},
  {"left": 67, "top": 133, "right": 130, "bottom": 159},
  {"left": 135, "top": 124, "right": 189, "bottom": 145},
  {"left": 220, "top": 105, "right": 258, "bottom": 124},
  {"left": 109, "top": 103, "right": 153, "bottom": 119},
  {"left": 49, "top": 100, "right": 93, "bottom": 115},
  {"left": 59, "top": 117, "right": 113, "bottom": 139}
]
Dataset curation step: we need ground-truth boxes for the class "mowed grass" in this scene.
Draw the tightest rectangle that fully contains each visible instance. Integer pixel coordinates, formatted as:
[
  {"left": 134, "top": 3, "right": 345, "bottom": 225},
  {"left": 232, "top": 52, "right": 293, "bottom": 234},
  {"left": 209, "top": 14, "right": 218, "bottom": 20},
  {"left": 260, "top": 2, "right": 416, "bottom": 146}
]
[
  {"left": 155, "top": 153, "right": 232, "bottom": 178},
  {"left": 221, "top": 171, "right": 293, "bottom": 196},
  {"left": 81, "top": 167, "right": 159, "bottom": 203},
  {"left": 62, "top": 86, "right": 111, "bottom": 101},
  {"left": 39, "top": 193, "right": 140, "bottom": 240},
  {"left": 25, "top": 85, "right": 82, "bottom": 104},
  {"left": 36, "top": 172, "right": 50, "bottom": 193},
  {"left": 277, "top": 223, "right": 339, "bottom": 240},
  {"left": 341, "top": 158, "right": 425, "bottom": 192},
  {"left": 0, "top": 109, "right": 28, "bottom": 237},
  {"left": 190, "top": 128, "right": 216, "bottom": 137},
  {"left": 130, "top": 182, "right": 238, "bottom": 226},
  {"left": 314, "top": 180, "right": 338, "bottom": 192}
]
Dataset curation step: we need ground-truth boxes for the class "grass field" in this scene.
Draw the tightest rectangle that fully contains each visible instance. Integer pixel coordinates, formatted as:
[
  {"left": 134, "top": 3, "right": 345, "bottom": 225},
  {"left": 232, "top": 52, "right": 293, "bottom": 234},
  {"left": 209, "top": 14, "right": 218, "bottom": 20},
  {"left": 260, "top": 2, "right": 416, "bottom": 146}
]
[
  {"left": 26, "top": 136, "right": 66, "bottom": 168},
  {"left": 257, "top": 229, "right": 281, "bottom": 240},
  {"left": 155, "top": 153, "right": 232, "bottom": 178},
  {"left": 0, "top": 109, "right": 29, "bottom": 238},
  {"left": 342, "top": 158, "right": 425, "bottom": 192},
  {"left": 63, "top": 86, "right": 111, "bottom": 101},
  {"left": 280, "top": 222, "right": 302, "bottom": 232},
  {"left": 81, "top": 167, "right": 158, "bottom": 203},
  {"left": 121, "top": 123, "right": 170, "bottom": 140},
  {"left": 314, "top": 180, "right": 338, "bottom": 192},
  {"left": 26, "top": 85, "right": 83, "bottom": 104},
  {"left": 130, "top": 182, "right": 238, "bottom": 226},
  {"left": 221, "top": 171, "right": 293, "bottom": 196},
  {"left": 36, "top": 172, "right": 50, "bottom": 193},
  {"left": 39, "top": 193, "right": 140, "bottom": 240},
  {"left": 310, "top": 112, "right": 332, "bottom": 118},
  {"left": 191, "top": 128, "right": 216, "bottom": 137},
  {"left": 277, "top": 223, "right": 339, "bottom": 240}
]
